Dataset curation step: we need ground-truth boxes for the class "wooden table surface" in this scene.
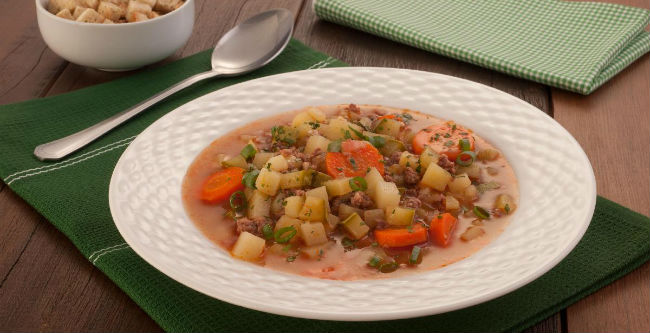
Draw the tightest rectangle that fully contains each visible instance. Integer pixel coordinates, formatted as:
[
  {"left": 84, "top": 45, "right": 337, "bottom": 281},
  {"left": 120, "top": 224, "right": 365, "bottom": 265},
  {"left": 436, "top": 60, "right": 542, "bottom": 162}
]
[{"left": 1, "top": 0, "right": 648, "bottom": 331}]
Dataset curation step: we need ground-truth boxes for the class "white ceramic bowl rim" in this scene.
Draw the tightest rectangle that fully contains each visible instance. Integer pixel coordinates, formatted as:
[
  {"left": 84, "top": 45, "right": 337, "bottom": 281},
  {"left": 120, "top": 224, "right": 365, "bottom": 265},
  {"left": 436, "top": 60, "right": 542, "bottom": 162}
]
[
  {"left": 35, "top": 0, "right": 193, "bottom": 27},
  {"left": 109, "top": 67, "right": 596, "bottom": 321}
]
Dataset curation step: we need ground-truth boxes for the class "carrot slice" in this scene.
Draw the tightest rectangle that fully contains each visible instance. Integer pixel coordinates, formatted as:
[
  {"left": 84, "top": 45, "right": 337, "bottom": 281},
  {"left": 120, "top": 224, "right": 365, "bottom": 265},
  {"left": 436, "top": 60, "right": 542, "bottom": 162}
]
[
  {"left": 412, "top": 122, "right": 475, "bottom": 161},
  {"left": 199, "top": 167, "right": 245, "bottom": 204},
  {"left": 374, "top": 224, "right": 428, "bottom": 248},
  {"left": 325, "top": 140, "right": 384, "bottom": 178},
  {"left": 376, "top": 114, "right": 397, "bottom": 121},
  {"left": 429, "top": 213, "right": 458, "bottom": 247}
]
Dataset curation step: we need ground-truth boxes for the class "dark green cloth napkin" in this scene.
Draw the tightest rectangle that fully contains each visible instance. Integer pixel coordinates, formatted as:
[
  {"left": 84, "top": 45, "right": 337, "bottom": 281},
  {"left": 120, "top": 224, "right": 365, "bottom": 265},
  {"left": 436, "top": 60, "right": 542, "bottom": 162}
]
[{"left": 0, "top": 39, "right": 648, "bottom": 332}]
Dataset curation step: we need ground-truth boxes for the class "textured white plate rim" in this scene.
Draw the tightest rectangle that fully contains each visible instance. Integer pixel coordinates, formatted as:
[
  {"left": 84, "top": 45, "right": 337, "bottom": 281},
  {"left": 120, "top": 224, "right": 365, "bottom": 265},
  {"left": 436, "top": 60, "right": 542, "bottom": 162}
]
[{"left": 109, "top": 67, "right": 596, "bottom": 321}]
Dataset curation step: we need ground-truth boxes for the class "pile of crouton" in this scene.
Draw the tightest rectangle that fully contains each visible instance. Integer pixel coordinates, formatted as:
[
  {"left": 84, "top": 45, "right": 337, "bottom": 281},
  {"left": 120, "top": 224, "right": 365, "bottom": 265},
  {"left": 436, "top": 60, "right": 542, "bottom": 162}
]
[{"left": 48, "top": 0, "right": 185, "bottom": 24}]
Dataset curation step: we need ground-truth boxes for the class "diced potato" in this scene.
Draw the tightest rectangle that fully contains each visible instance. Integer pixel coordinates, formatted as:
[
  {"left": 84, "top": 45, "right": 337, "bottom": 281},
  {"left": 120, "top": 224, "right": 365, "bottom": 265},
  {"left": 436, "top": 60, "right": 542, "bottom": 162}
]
[
  {"left": 320, "top": 118, "right": 363, "bottom": 141},
  {"left": 363, "top": 209, "right": 384, "bottom": 228},
  {"left": 307, "top": 107, "right": 326, "bottom": 122},
  {"left": 300, "top": 241, "right": 332, "bottom": 259},
  {"left": 271, "top": 125, "right": 298, "bottom": 145},
  {"left": 421, "top": 162, "right": 452, "bottom": 191},
  {"left": 252, "top": 152, "right": 274, "bottom": 169},
  {"left": 270, "top": 192, "right": 285, "bottom": 216},
  {"left": 299, "top": 196, "right": 326, "bottom": 222},
  {"left": 283, "top": 196, "right": 304, "bottom": 218},
  {"left": 280, "top": 170, "right": 314, "bottom": 189},
  {"left": 291, "top": 111, "right": 315, "bottom": 128},
  {"left": 338, "top": 203, "right": 363, "bottom": 220},
  {"left": 456, "top": 163, "right": 481, "bottom": 179},
  {"left": 275, "top": 215, "right": 303, "bottom": 243},
  {"left": 341, "top": 213, "right": 370, "bottom": 240},
  {"left": 267, "top": 243, "right": 287, "bottom": 255},
  {"left": 324, "top": 213, "right": 340, "bottom": 233},
  {"left": 463, "top": 185, "right": 478, "bottom": 202},
  {"left": 494, "top": 194, "right": 517, "bottom": 214},
  {"left": 460, "top": 226, "right": 485, "bottom": 241},
  {"left": 373, "top": 181, "right": 400, "bottom": 209},
  {"left": 379, "top": 139, "right": 406, "bottom": 157},
  {"left": 373, "top": 118, "right": 402, "bottom": 137},
  {"left": 222, "top": 155, "right": 248, "bottom": 169},
  {"left": 419, "top": 147, "right": 440, "bottom": 172},
  {"left": 449, "top": 173, "right": 471, "bottom": 194},
  {"left": 324, "top": 177, "right": 352, "bottom": 197},
  {"left": 385, "top": 206, "right": 415, "bottom": 226},
  {"left": 295, "top": 123, "right": 313, "bottom": 140},
  {"left": 477, "top": 148, "right": 500, "bottom": 161},
  {"left": 231, "top": 232, "right": 265, "bottom": 261},
  {"left": 311, "top": 172, "right": 332, "bottom": 187},
  {"left": 365, "top": 167, "right": 384, "bottom": 196},
  {"left": 266, "top": 155, "right": 288, "bottom": 172},
  {"left": 399, "top": 151, "right": 420, "bottom": 169},
  {"left": 248, "top": 190, "right": 270, "bottom": 218},
  {"left": 304, "top": 135, "right": 331, "bottom": 155},
  {"left": 300, "top": 222, "right": 328, "bottom": 246},
  {"left": 444, "top": 194, "right": 460, "bottom": 211},
  {"left": 255, "top": 168, "right": 281, "bottom": 196},
  {"left": 305, "top": 185, "right": 330, "bottom": 212}
]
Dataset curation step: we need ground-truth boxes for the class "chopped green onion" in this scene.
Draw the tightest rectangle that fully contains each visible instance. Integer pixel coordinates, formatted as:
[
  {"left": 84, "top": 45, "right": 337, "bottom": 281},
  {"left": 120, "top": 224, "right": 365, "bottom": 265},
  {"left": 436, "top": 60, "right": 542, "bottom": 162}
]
[
  {"left": 368, "top": 256, "right": 382, "bottom": 268},
  {"left": 378, "top": 261, "right": 399, "bottom": 273},
  {"left": 456, "top": 151, "right": 476, "bottom": 167},
  {"left": 349, "top": 177, "right": 368, "bottom": 191},
  {"left": 504, "top": 204, "right": 511, "bottom": 214},
  {"left": 240, "top": 144, "right": 256, "bottom": 160},
  {"left": 409, "top": 246, "right": 422, "bottom": 265},
  {"left": 444, "top": 140, "right": 454, "bottom": 147},
  {"left": 459, "top": 138, "right": 471, "bottom": 151},
  {"left": 476, "top": 181, "right": 500, "bottom": 194},
  {"left": 367, "top": 135, "right": 386, "bottom": 148},
  {"left": 341, "top": 237, "right": 356, "bottom": 251},
  {"left": 242, "top": 170, "right": 259, "bottom": 188},
  {"left": 262, "top": 224, "right": 274, "bottom": 239},
  {"left": 286, "top": 255, "right": 297, "bottom": 262},
  {"left": 327, "top": 140, "right": 342, "bottom": 152},
  {"left": 473, "top": 206, "right": 490, "bottom": 219},
  {"left": 229, "top": 191, "right": 247, "bottom": 211},
  {"left": 274, "top": 226, "right": 297, "bottom": 243}
]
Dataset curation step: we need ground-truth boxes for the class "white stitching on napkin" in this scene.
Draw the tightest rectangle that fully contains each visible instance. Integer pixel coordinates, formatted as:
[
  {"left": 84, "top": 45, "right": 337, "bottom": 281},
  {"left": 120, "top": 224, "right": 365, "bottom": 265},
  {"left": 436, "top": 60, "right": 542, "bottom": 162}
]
[
  {"left": 5, "top": 136, "right": 136, "bottom": 183},
  {"left": 88, "top": 242, "right": 128, "bottom": 261},
  {"left": 316, "top": 57, "right": 336, "bottom": 68},
  {"left": 307, "top": 57, "right": 334, "bottom": 69},
  {"left": 92, "top": 243, "right": 131, "bottom": 264},
  {"left": 6, "top": 138, "right": 135, "bottom": 185}
]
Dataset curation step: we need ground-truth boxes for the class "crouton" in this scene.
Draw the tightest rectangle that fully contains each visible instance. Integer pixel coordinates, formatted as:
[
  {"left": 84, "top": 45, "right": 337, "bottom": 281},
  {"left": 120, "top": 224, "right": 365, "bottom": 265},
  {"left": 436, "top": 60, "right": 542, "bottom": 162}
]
[
  {"left": 153, "top": 0, "right": 180, "bottom": 12},
  {"left": 127, "top": 11, "right": 149, "bottom": 22},
  {"left": 78, "top": 0, "right": 99, "bottom": 9},
  {"left": 126, "top": 0, "right": 152, "bottom": 18},
  {"left": 103, "top": 18, "right": 115, "bottom": 23},
  {"left": 73, "top": 6, "right": 87, "bottom": 19},
  {"left": 136, "top": 0, "right": 156, "bottom": 8},
  {"left": 76, "top": 8, "right": 105, "bottom": 23},
  {"left": 97, "top": 1, "right": 125, "bottom": 21},
  {"left": 47, "top": 0, "right": 78, "bottom": 14},
  {"left": 55, "top": 8, "right": 74, "bottom": 19}
]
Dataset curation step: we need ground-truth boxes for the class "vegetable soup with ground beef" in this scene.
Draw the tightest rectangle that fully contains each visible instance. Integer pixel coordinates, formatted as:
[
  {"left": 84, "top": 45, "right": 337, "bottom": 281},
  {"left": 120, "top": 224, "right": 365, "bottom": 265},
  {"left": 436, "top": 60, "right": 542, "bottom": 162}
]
[{"left": 182, "top": 104, "right": 518, "bottom": 280}]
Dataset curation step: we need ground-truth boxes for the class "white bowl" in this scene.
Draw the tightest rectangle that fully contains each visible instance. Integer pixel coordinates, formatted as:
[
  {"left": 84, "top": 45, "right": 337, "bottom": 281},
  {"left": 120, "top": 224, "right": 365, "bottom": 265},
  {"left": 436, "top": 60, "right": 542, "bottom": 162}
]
[
  {"left": 35, "top": 0, "right": 195, "bottom": 71},
  {"left": 109, "top": 67, "right": 596, "bottom": 321}
]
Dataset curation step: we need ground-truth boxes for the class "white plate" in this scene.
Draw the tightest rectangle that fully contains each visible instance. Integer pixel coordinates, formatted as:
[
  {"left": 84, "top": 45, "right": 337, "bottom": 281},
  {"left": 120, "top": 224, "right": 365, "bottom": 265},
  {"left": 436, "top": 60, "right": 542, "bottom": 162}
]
[{"left": 109, "top": 67, "right": 596, "bottom": 321}]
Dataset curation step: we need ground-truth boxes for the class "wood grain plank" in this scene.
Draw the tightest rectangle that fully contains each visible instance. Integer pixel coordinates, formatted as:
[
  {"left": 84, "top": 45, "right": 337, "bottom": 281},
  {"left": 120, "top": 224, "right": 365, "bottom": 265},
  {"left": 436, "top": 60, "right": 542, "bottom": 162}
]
[
  {"left": 295, "top": 2, "right": 560, "bottom": 332},
  {"left": 0, "top": 0, "right": 67, "bottom": 104},
  {"left": 554, "top": 54, "right": 650, "bottom": 333},
  {"left": 554, "top": 1, "right": 649, "bottom": 331},
  {"left": 0, "top": 1, "right": 303, "bottom": 332}
]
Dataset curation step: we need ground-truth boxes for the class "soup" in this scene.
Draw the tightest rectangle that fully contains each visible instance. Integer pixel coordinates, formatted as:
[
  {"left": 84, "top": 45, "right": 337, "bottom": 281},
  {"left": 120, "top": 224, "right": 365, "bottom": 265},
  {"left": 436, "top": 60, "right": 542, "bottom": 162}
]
[{"left": 182, "top": 104, "right": 518, "bottom": 280}]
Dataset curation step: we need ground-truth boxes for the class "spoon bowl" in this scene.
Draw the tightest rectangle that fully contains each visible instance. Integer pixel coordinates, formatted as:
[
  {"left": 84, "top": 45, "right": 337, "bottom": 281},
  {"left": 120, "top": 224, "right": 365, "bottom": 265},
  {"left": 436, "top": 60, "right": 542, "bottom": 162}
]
[{"left": 34, "top": 8, "right": 295, "bottom": 161}]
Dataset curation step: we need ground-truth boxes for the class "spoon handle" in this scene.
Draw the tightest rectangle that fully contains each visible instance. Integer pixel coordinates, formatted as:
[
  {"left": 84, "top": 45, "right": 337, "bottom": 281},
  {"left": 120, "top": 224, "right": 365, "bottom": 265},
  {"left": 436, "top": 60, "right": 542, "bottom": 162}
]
[{"left": 34, "top": 70, "right": 221, "bottom": 161}]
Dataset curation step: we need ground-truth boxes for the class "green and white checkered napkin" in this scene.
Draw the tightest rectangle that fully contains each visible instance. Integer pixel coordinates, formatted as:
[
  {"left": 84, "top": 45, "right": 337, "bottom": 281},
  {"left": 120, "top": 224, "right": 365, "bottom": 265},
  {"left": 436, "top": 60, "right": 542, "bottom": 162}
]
[{"left": 314, "top": 0, "right": 650, "bottom": 94}]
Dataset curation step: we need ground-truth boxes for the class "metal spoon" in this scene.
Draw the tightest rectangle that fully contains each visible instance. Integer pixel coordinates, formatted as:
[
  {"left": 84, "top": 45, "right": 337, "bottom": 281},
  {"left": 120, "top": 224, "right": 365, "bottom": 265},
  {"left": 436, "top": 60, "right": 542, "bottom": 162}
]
[{"left": 34, "top": 8, "right": 294, "bottom": 161}]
